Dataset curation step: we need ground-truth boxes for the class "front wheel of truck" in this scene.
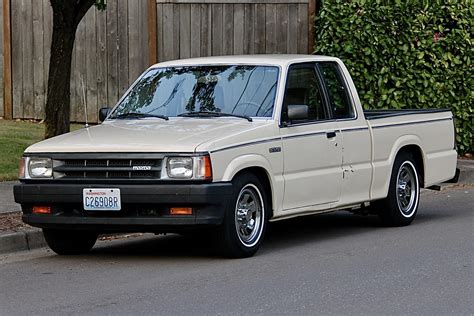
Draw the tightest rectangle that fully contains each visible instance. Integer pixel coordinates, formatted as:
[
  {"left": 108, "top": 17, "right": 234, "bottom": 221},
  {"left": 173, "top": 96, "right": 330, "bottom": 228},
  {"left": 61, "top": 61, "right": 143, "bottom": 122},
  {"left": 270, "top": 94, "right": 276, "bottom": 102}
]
[
  {"left": 217, "top": 173, "right": 269, "bottom": 258},
  {"left": 43, "top": 229, "right": 98, "bottom": 255},
  {"left": 378, "top": 152, "right": 420, "bottom": 226}
]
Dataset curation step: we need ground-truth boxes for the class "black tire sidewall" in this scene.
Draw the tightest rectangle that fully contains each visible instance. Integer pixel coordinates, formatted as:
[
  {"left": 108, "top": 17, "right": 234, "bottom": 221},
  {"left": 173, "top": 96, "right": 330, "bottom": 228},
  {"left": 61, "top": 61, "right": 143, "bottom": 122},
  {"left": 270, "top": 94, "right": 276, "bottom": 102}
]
[
  {"left": 43, "top": 229, "right": 98, "bottom": 255},
  {"left": 380, "top": 152, "right": 420, "bottom": 226},
  {"left": 220, "top": 173, "right": 269, "bottom": 258}
]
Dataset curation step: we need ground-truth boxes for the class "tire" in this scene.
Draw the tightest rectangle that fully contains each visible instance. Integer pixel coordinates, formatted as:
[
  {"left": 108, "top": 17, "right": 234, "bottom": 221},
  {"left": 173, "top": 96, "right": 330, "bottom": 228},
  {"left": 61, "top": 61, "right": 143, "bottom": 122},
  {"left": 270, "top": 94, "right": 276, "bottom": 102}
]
[
  {"left": 43, "top": 229, "right": 98, "bottom": 255},
  {"left": 217, "top": 173, "right": 269, "bottom": 258},
  {"left": 378, "top": 152, "right": 420, "bottom": 226}
]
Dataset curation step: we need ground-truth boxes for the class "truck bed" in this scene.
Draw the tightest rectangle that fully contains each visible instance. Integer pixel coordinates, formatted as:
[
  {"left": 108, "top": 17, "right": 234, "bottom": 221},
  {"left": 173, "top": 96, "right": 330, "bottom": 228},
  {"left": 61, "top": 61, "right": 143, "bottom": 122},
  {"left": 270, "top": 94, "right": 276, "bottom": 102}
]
[
  {"left": 364, "top": 109, "right": 450, "bottom": 120},
  {"left": 365, "top": 107, "right": 456, "bottom": 194}
]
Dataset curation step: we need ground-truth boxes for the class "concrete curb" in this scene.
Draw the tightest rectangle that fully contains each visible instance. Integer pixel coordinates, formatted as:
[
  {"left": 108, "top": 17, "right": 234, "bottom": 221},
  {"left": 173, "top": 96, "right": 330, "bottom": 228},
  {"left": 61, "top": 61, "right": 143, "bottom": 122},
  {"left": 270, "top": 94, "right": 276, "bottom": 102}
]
[
  {"left": 0, "top": 160, "right": 472, "bottom": 255},
  {"left": 0, "top": 229, "right": 46, "bottom": 254},
  {"left": 457, "top": 160, "right": 474, "bottom": 184}
]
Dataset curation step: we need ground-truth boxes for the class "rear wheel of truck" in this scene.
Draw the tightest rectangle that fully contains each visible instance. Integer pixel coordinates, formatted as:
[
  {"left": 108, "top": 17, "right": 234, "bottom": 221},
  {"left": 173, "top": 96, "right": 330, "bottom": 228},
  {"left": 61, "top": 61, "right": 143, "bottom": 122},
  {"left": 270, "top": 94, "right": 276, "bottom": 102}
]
[
  {"left": 378, "top": 152, "right": 420, "bottom": 226},
  {"left": 43, "top": 229, "right": 98, "bottom": 255},
  {"left": 218, "top": 173, "right": 269, "bottom": 258}
]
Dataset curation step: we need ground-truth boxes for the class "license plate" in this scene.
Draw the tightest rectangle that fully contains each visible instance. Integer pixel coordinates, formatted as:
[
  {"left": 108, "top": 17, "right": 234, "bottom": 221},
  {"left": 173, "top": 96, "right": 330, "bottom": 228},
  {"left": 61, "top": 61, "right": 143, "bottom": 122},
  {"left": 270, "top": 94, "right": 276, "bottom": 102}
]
[{"left": 83, "top": 188, "right": 121, "bottom": 211}]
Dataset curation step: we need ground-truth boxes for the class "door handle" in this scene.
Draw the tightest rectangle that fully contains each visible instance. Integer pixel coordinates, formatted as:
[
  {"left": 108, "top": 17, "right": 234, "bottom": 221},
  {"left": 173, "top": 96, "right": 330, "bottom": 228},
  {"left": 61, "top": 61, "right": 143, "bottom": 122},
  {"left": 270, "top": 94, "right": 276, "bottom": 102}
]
[{"left": 326, "top": 131, "right": 337, "bottom": 139}]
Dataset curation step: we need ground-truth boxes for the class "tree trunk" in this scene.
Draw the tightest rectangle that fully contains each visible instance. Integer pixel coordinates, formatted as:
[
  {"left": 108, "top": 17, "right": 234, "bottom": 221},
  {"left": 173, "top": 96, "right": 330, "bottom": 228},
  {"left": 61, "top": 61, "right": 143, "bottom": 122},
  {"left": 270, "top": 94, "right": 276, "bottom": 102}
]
[
  {"left": 44, "top": 23, "right": 76, "bottom": 138},
  {"left": 44, "top": 0, "right": 96, "bottom": 139}
]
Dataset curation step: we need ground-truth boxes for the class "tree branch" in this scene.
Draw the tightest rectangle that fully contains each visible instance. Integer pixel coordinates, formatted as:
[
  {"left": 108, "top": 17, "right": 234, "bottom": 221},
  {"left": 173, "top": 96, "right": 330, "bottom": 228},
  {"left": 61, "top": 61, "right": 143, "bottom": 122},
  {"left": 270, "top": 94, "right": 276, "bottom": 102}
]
[{"left": 74, "top": 0, "right": 96, "bottom": 27}]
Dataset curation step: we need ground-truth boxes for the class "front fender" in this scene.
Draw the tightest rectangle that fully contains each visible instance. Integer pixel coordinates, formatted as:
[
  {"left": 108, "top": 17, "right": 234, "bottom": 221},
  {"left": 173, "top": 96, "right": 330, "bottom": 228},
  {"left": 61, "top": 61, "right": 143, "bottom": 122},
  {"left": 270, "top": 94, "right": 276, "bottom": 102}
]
[
  {"left": 221, "top": 154, "right": 274, "bottom": 182},
  {"left": 217, "top": 154, "right": 282, "bottom": 217}
]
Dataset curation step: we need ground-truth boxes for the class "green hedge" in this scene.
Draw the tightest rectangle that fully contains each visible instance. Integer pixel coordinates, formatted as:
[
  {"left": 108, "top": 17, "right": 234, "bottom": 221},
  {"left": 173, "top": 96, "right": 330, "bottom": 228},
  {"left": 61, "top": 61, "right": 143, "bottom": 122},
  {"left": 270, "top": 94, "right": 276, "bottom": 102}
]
[{"left": 314, "top": 0, "right": 473, "bottom": 154}]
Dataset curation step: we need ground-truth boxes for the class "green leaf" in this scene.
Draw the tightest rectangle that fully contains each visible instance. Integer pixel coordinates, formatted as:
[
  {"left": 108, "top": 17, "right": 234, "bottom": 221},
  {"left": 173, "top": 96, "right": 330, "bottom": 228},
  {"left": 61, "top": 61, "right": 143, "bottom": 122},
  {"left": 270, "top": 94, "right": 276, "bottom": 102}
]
[
  {"left": 95, "top": 0, "right": 106, "bottom": 11},
  {"left": 314, "top": 0, "right": 473, "bottom": 153}
]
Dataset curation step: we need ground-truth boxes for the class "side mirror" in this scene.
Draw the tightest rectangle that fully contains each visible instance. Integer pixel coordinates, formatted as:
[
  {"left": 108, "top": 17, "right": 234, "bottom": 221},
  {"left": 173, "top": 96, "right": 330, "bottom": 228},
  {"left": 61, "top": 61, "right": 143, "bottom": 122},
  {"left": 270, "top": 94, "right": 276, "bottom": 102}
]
[
  {"left": 287, "top": 104, "right": 309, "bottom": 121},
  {"left": 99, "top": 107, "right": 111, "bottom": 122}
]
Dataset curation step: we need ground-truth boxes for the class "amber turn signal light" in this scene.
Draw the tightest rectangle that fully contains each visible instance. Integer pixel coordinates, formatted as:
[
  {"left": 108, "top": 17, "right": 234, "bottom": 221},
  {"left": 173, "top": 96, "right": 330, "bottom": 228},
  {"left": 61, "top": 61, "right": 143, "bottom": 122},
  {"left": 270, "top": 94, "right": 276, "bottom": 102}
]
[
  {"left": 196, "top": 155, "right": 213, "bottom": 180},
  {"left": 32, "top": 206, "right": 51, "bottom": 214},
  {"left": 203, "top": 155, "right": 212, "bottom": 180},
  {"left": 18, "top": 158, "right": 26, "bottom": 179},
  {"left": 170, "top": 207, "right": 193, "bottom": 215}
]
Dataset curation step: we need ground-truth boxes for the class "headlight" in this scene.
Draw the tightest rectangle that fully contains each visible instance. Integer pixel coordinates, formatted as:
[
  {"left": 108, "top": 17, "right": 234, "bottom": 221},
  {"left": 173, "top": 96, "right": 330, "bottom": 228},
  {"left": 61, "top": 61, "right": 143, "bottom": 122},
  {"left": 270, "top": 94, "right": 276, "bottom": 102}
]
[
  {"left": 28, "top": 157, "right": 53, "bottom": 178},
  {"left": 166, "top": 155, "right": 212, "bottom": 180},
  {"left": 167, "top": 157, "right": 193, "bottom": 178}
]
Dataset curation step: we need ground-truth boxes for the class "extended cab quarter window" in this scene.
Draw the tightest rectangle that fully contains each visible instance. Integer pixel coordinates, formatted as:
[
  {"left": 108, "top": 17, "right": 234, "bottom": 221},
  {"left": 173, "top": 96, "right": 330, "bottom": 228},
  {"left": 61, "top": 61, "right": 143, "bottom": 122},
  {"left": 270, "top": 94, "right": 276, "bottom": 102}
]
[
  {"left": 318, "top": 62, "right": 355, "bottom": 119},
  {"left": 283, "top": 64, "right": 329, "bottom": 124}
]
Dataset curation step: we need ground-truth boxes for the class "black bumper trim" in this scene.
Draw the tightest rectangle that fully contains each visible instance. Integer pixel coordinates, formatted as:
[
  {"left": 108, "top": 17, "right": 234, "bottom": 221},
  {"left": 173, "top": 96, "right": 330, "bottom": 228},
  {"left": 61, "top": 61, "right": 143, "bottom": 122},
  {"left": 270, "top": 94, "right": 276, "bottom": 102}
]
[
  {"left": 15, "top": 182, "right": 233, "bottom": 231},
  {"left": 22, "top": 214, "right": 221, "bottom": 232},
  {"left": 14, "top": 182, "right": 232, "bottom": 204}
]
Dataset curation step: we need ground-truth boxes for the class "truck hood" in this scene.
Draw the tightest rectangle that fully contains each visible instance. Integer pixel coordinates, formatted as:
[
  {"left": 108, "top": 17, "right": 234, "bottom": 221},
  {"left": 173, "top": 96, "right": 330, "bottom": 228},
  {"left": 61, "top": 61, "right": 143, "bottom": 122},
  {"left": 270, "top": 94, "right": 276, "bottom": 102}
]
[{"left": 25, "top": 118, "right": 271, "bottom": 153}]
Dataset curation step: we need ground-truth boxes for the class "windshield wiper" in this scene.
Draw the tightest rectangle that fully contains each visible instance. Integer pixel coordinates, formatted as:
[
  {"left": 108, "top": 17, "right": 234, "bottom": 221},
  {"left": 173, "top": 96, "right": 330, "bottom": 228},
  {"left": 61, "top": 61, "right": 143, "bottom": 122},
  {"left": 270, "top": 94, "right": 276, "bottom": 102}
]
[
  {"left": 114, "top": 112, "right": 169, "bottom": 120},
  {"left": 178, "top": 111, "right": 252, "bottom": 122}
]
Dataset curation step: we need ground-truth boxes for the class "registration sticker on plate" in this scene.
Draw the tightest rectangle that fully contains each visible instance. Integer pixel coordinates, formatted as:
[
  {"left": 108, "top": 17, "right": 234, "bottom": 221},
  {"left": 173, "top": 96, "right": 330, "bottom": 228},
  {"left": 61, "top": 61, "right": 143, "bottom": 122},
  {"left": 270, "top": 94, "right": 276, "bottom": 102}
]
[{"left": 83, "top": 188, "right": 121, "bottom": 211}]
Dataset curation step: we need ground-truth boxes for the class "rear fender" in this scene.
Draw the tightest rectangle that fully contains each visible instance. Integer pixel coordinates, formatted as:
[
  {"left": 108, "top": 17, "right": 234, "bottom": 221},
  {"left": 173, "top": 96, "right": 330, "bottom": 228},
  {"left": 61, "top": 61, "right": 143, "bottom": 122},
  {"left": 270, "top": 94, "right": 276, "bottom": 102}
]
[{"left": 373, "top": 135, "right": 426, "bottom": 199}]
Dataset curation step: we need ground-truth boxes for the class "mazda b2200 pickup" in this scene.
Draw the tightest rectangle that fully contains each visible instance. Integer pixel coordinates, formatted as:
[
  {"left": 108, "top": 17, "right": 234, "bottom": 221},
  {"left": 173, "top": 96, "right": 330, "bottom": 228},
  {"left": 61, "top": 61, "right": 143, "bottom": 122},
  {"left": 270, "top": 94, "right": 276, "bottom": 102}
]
[{"left": 14, "top": 55, "right": 458, "bottom": 257}]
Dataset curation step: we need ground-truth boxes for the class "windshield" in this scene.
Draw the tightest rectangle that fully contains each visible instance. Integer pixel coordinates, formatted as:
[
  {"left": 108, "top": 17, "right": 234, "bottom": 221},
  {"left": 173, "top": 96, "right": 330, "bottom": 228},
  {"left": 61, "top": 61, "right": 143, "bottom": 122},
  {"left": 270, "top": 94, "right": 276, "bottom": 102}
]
[{"left": 110, "top": 65, "right": 279, "bottom": 119}]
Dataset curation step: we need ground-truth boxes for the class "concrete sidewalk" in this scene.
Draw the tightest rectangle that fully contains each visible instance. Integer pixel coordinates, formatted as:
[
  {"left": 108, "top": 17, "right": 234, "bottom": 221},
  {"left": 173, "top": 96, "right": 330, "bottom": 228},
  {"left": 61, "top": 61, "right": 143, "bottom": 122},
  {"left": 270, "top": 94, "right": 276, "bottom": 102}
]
[
  {"left": 0, "top": 181, "right": 20, "bottom": 214},
  {"left": 457, "top": 159, "right": 474, "bottom": 183}
]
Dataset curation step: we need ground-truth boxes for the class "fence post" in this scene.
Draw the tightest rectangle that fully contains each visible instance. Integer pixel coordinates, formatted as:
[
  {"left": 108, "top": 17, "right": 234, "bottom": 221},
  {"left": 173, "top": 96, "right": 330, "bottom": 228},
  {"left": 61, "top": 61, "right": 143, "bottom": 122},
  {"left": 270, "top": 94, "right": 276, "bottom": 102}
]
[
  {"left": 148, "top": 0, "right": 157, "bottom": 65},
  {"left": 2, "top": 0, "right": 12, "bottom": 119},
  {"left": 308, "top": 0, "right": 316, "bottom": 54}
]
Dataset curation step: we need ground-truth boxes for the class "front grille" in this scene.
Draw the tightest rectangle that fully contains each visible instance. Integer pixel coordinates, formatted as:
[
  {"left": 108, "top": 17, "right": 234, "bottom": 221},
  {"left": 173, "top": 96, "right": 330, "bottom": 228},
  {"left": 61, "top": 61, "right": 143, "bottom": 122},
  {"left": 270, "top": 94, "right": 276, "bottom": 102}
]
[{"left": 54, "top": 158, "right": 163, "bottom": 180}]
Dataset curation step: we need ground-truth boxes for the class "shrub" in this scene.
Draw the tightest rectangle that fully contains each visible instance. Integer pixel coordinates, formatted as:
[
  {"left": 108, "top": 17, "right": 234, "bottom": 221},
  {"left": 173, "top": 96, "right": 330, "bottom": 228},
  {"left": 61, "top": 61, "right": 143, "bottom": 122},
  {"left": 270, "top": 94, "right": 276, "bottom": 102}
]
[{"left": 314, "top": 0, "right": 473, "bottom": 154}]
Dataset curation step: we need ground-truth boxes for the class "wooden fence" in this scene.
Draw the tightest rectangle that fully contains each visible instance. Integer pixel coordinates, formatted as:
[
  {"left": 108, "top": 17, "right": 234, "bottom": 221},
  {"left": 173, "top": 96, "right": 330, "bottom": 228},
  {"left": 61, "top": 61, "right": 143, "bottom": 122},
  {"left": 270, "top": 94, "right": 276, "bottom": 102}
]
[
  {"left": 2, "top": 0, "right": 316, "bottom": 122},
  {"left": 152, "top": 0, "right": 315, "bottom": 62},
  {"left": 8, "top": 0, "right": 149, "bottom": 123}
]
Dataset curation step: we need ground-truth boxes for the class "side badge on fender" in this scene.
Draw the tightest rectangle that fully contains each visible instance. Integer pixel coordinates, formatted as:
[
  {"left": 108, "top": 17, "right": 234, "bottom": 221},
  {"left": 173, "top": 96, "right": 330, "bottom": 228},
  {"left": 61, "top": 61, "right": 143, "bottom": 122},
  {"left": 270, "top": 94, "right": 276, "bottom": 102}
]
[{"left": 269, "top": 147, "right": 282, "bottom": 153}]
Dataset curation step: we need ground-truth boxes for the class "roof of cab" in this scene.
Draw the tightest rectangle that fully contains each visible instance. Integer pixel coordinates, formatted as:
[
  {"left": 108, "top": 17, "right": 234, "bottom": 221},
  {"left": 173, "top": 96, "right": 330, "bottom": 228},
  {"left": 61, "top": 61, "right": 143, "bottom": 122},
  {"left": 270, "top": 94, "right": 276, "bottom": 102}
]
[{"left": 151, "top": 54, "right": 340, "bottom": 68}]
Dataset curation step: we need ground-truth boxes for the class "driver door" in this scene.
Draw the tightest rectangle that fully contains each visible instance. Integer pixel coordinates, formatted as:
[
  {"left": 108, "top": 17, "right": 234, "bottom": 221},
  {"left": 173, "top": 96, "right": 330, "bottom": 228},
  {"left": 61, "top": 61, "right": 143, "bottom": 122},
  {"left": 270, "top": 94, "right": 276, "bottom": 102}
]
[{"left": 280, "top": 63, "right": 343, "bottom": 210}]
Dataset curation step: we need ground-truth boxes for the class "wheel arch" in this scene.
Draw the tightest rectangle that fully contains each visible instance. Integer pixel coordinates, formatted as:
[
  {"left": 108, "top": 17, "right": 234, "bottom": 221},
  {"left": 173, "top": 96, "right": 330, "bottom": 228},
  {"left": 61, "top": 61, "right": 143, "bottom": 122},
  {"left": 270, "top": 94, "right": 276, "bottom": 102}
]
[
  {"left": 221, "top": 155, "right": 275, "bottom": 219},
  {"left": 373, "top": 135, "right": 427, "bottom": 200},
  {"left": 396, "top": 144, "right": 425, "bottom": 188}
]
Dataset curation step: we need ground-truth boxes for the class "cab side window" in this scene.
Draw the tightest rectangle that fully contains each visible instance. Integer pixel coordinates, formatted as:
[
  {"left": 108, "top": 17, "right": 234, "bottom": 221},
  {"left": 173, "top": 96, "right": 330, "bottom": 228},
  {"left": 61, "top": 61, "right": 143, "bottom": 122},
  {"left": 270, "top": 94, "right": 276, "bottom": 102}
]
[
  {"left": 318, "top": 62, "right": 354, "bottom": 119},
  {"left": 283, "top": 64, "right": 329, "bottom": 124}
]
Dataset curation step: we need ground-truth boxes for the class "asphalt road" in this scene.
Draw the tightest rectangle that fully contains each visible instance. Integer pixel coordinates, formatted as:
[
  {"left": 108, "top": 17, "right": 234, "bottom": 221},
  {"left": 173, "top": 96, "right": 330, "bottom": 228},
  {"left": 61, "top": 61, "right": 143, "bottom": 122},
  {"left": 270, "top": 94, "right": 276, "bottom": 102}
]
[{"left": 0, "top": 186, "right": 472, "bottom": 315}]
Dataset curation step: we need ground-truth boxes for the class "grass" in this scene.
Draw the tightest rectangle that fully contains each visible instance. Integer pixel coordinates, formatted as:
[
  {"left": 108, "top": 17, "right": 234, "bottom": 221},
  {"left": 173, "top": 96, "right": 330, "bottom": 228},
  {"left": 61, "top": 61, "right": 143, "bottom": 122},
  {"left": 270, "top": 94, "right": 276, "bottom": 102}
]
[{"left": 0, "top": 120, "right": 82, "bottom": 181}]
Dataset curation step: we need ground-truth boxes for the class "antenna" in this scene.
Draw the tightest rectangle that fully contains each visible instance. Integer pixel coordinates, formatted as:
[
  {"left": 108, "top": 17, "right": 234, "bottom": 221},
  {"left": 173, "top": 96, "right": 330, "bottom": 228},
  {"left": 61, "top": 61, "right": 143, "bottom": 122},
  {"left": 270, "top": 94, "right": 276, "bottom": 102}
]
[{"left": 81, "top": 75, "right": 89, "bottom": 128}]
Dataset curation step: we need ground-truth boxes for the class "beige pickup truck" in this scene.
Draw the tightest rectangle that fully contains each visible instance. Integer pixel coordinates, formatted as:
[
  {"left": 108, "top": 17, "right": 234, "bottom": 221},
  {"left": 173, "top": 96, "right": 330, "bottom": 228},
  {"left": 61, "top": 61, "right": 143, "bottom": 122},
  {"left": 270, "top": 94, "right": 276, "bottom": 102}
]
[{"left": 14, "top": 55, "right": 458, "bottom": 258}]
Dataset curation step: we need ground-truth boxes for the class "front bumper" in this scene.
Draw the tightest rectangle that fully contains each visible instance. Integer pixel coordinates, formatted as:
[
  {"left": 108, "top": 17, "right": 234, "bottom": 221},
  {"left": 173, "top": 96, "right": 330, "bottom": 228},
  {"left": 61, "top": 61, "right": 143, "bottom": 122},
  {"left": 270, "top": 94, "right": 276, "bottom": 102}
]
[{"left": 14, "top": 182, "right": 233, "bottom": 232}]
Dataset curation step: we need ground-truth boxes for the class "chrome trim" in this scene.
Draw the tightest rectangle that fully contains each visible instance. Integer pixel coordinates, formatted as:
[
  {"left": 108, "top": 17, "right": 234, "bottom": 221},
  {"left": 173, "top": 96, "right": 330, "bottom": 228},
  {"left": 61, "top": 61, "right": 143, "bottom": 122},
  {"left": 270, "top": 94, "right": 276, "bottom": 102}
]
[{"left": 235, "top": 183, "right": 264, "bottom": 247}]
